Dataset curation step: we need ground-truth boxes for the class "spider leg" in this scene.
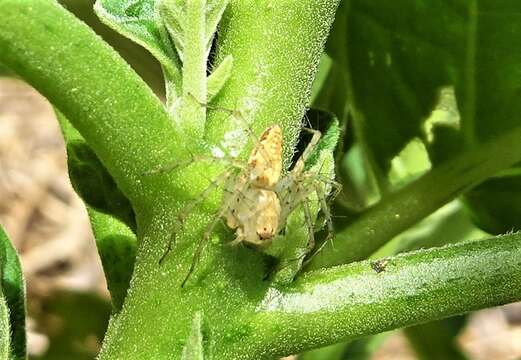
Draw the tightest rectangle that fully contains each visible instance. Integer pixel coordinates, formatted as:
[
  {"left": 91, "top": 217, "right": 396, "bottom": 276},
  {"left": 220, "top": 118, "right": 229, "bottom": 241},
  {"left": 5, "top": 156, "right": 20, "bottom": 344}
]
[
  {"left": 158, "top": 232, "right": 177, "bottom": 265},
  {"left": 187, "top": 93, "right": 274, "bottom": 163},
  {"left": 292, "top": 127, "right": 322, "bottom": 173},
  {"left": 158, "top": 169, "right": 234, "bottom": 265},
  {"left": 317, "top": 176, "right": 342, "bottom": 206},
  {"left": 181, "top": 213, "right": 224, "bottom": 287},
  {"left": 270, "top": 199, "right": 315, "bottom": 279},
  {"left": 144, "top": 152, "right": 246, "bottom": 176},
  {"left": 327, "top": 179, "right": 343, "bottom": 205},
  {"left": 181, "top": 178, "right": 251, "bottom": 287},
  {"left": 303, "top": 182, "right": 335, "bottom": 266},
  {"left": 300, "top": 172, "right": 342, "bottom": 206},
  {"left": 227, "top": 229, "right": 245, "bottom": 246},
  {"left": 315, "top": 182, "right": 334, "bottom": 245},
  {"left": 302, "top": 199, "right": 316, "bottom": 254}
]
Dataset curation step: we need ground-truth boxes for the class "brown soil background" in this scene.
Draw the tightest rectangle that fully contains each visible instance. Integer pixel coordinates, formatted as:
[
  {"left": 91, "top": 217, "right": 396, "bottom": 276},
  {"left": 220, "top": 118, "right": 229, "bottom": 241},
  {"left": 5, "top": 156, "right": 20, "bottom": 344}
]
[{"left": 1, "top": 77, "right": 521, "bottom": 359}]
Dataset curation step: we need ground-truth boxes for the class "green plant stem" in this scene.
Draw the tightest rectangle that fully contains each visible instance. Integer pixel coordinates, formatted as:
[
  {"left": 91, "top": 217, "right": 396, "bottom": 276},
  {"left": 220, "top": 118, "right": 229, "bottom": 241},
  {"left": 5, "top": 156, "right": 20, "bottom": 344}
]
[
  {"left": 97, "top": 1, "right": 340, "bottom": 358},
  {"left": 228, "top": 233, "right": 521, "bottom": 359},
  {"left": 207, "top": 0, "right": 340, "bottom": 166},
  {"left": 0, "top": 0, "right": 183, "bottom": 209},
  {"left": 180, "top": 0, "right": 207, "bottom": 138},
  {"left": 308, "top": 126, "right": 521, "bottom": 269}
]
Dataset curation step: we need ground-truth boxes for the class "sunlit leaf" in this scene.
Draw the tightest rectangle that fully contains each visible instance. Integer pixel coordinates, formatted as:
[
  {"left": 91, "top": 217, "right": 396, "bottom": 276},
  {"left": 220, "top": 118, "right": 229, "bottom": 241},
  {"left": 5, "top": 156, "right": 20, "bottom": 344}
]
[{"left": 94, "top": 0, "right": 180, "bottom": 77}]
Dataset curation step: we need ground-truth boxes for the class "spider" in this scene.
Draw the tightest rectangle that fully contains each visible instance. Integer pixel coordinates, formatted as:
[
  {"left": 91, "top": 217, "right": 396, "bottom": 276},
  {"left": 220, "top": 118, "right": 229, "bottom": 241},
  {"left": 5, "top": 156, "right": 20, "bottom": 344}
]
[{"left": 146, "top": 105, "right": 340, "bottom": 287}]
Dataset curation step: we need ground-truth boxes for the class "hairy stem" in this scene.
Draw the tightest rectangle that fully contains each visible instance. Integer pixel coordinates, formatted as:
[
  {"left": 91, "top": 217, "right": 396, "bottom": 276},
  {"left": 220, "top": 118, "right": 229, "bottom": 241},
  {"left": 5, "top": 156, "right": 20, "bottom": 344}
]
[
  {"left": 98, "top": 1, "right": 340, "bottom": 359},
  {"left": 228, "top": 233, "right": 521, "bottom": 358},
  {"left": 0, "top": 0, "right": 183, "bottom": 209},
  {"left": 206, "top": 0, "right": 340, "bottom": 166},
  {"left": 179, "top": 0, "right": 207, "bottom": 138}
]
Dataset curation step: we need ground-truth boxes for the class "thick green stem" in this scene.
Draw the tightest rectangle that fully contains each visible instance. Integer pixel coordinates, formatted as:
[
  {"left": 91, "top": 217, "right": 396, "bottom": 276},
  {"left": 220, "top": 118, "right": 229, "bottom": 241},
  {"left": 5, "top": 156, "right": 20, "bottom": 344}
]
[
  {"left": 97, "top": 1, "right": 340, "bottom": 359},
  {"left": 207, "top": 0, "right": 340, "bottom": 166},
  {"left": 226, "top": 233, "right": 521, "bottom": 358},
  {"left": 0, "top": 0, "right": 184, "bottom": 209},
  {"left": 308, "top": 126, "right": 521, "bottom": 269}
]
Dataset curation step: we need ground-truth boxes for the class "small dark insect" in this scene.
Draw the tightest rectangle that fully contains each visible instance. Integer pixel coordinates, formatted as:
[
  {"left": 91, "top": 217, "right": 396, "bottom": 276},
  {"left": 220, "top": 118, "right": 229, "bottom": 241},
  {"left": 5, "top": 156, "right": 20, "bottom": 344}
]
[{"left": 371, "top": 259, "right": 389, "bottom": 273}]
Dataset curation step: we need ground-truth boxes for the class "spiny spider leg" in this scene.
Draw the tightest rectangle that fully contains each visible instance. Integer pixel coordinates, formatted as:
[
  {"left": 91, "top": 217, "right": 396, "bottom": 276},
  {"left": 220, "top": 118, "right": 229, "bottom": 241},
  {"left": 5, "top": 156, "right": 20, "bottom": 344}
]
[
  {"left": 271, "top": 199, "right": 316, "bottom": 275},
  {"left": 302, "top": 199, "right": 316, "bottom": 254},
  {"left": 291, "top": 127, "right": 322, "bottom": 173},
  {"left": 144, "top": 152, "right": 246, "bottom": 176},
  {"left": 303, "top": 182, "right": 336, "bottom": 266},
  {"left": 325, "top": 179, "right": 342, "bottom": 205},
  {"left": 314, "top": 182, "right": 335, "bottom": 245},
  {"left": 181, "top": 214, "right": 222, "bottom": 287},
  {"left": 158, "top": 169, "right": 235, "bottom": 264},
  {"left": 300, "top": 172, "right": 343, "bottom": 205},
  {"left": 180, "top": 177, "right": 253, "bottom": 287}
]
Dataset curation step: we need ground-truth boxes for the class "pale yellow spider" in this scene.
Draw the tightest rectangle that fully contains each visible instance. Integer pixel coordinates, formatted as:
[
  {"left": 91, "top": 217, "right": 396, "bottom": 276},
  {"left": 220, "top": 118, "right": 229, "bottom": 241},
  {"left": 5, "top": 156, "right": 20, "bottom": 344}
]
[{"left": 147, "top": 107, "right": 339, "bottom": 287}]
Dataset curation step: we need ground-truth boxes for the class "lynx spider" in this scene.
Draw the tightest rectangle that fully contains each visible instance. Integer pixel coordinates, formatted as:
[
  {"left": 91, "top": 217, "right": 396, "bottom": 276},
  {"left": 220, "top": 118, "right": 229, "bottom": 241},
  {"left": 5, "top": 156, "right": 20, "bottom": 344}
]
[{"left": 147, "top": 104, "right": 340, "bottom": 287}]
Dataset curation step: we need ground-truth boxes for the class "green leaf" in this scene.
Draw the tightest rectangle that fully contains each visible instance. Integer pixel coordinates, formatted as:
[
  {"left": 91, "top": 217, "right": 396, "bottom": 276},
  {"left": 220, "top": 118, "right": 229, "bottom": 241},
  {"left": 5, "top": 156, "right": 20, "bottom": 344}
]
[
  {"left": 158, "top": 0, "right": 230, "bottom": 60},
  {"left": 338, "top": 334, "right": 389, "bottom": 360},
  {"left": 207, "top": 54, "right": 233, "bottom": 102},
  {"left": 312, "top": 0, "right": 521, "bottom": 268},
  {"left": 426, "top": 2, "right": 521, "bottom": 156},
  {"left": 404, "top": 317, "right": 468, "bottom": 360},
  {"left": 328, "top": 1, "right": 521, "bottom": 183},
  {"left": 89, "top": 209, "right": 136, "bottom": 312},
  {"left": 94, "top": 0, "right": 181, "bottom": 86},
  {"left": 309, "top": 125, "right": 521, "bottom": 269},
  {"left": 456, "top": 1, "right": 521, "bottom": 146},
  {"left": 204, "top": 0, "right": 229, "bottom": 51},
  {"left": 157, "top": 0, "right": 184, "bottom": 62},
  {"left": 430, "top": 2, "right": 521, "bottom": 235},
  {"left": 311, "top": 62, "right": 348, "bottom": 124},
  {"left": 270, "top": 207, "right": 312, "bottom": 285},
  {"left": 157, "top": 0, "right": 231, "bottom": 113},
  {"left": 160, "top": 0, "right": 233, "bottom": 136},
  {"left": 34, "top": 291, "right": 111, "bottom": 359},
  {"left": 0, "top": 226, "right": 26, "bottom": 360},
  {"left": 327, "top": 0, "right": 456, "bottom": 173},
  {"left": 181, "top": 312, "right": 204, "bottom": 360},
  {"left": 299, "top": 333, "right": 389, "bottom": 360},
  {"left": 60, "top": 0, "right": 165, "bottom": 95},
  {"left": 270, "top": 111, "right": 340, "bottom": 284},
  {"left": 55, "top": 110, "right": 136, "bottom": 232},
  {"left": 56, "top": 110, "right": 136, "bottom": 311},
  {"left": 66, "top": 140, "right": 137, "bottom": 230},
  {"left": 0, "top": 291, "right": 9, "bottom": 360},
  {"left": 304, "top": 109, "right": 340, "bottom": 172},
  {"left": 463, "top": 172, "right": 521, "bottom": 234},
  {"left": 309, "top": 54, "right": 333, "bottom": 107}
]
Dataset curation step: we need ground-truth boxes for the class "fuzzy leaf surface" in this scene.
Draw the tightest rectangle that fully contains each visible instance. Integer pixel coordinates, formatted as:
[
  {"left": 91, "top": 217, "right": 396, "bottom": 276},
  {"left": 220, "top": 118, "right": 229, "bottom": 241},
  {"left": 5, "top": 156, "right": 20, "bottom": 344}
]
[{"left": 0, "top": 226, "right": 25, "bottom": 360}]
